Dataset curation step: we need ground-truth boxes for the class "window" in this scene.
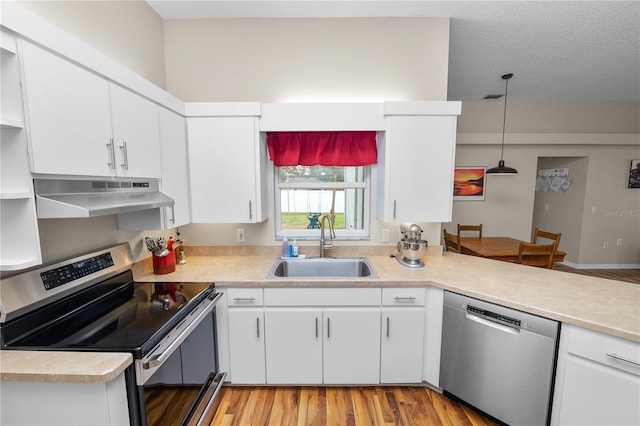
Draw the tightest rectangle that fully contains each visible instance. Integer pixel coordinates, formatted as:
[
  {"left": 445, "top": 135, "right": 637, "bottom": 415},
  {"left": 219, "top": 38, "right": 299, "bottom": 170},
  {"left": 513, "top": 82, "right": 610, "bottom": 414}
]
[{"left": 274, "top": 165, "right": 370, "bottom": 240}]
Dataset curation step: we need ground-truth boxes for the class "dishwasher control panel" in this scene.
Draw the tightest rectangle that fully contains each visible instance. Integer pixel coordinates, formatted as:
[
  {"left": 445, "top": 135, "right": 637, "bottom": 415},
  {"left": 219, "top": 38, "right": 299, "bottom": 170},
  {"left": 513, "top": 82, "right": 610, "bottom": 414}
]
[{"left": 467, "top": 304, "right": 521, "bottom": 329}]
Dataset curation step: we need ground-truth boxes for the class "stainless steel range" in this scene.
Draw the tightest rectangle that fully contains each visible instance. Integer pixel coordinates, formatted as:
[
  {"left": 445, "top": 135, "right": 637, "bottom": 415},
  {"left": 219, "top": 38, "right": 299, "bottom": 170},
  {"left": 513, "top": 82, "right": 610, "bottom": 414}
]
[{"left": 0, "top": 244, "right": 225, "bottom": 426}]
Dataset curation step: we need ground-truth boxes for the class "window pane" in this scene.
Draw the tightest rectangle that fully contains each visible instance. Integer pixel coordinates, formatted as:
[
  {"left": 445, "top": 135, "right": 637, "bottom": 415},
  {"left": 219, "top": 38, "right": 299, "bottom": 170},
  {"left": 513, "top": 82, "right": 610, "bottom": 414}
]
[
  {"left": 279, "top": 188, "right": 365, "bottom": 230},
  {"left": 279, "top": 166, "right": 364, "bottom": 184}
]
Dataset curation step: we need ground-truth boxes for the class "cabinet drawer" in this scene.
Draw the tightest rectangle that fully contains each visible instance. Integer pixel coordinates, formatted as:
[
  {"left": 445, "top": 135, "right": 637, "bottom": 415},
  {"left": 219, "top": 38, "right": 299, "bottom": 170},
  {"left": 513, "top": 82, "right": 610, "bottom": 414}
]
[
  {"left": 264, "top": 288, "right": 381, "bottom": 306},
  {"left": 382, "top": 288, "right": 425, "bottom": 306},
  {"left": 226, "top": 288, "right": 264, "bottom": 306},
  {"left": 566, "top": 325, "right": 640, "bottom": 376}
]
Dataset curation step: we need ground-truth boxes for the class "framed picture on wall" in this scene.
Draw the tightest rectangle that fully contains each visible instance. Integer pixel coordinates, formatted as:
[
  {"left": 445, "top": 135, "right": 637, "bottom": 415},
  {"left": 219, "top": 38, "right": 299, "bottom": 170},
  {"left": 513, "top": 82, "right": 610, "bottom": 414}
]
[
  {"left": 453, "top": 167, "right": 486, "bottom": 201},
  {"left": 629, "top": 159, "right": 640, "bottom": 188}
]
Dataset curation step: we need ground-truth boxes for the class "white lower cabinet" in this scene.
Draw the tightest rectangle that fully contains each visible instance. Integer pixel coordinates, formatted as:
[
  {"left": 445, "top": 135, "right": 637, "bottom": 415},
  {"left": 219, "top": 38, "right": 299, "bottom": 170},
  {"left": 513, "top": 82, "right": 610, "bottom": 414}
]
[
  {"left": 228, "top": 308, "right": 266, "bottom": 384},
  {"left": 224, "top": 287, "right": 434, "bottom": 386},
  {"left": 323, "top": 307, "right": 381, "bottom": 384},
  {"left": 552, "top": 324, "right": 640, "bottom": 426},
  {"left": 264, "top": 308, "right": 323, "bottom": 384},
  {"left": 264, "top": 307, "right": 381, "bottom": 385},
  {"left": 381, "top": 307, "right": 425, "bottom": 383}
]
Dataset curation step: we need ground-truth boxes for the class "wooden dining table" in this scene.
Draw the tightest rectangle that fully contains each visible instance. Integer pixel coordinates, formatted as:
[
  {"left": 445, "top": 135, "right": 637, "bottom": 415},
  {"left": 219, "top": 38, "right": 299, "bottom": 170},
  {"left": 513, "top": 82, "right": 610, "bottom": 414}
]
[{"left": 459, "top": 237, "right": 566, "bottom": 264}]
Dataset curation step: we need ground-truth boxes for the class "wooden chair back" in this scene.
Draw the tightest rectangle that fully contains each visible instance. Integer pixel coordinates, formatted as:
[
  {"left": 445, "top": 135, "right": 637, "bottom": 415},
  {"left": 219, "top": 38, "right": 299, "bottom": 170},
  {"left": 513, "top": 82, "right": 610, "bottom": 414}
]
[
  {"left": 443, "top": 229, "right": 460, "bottom": 253},
  {"left": 517, "top": 242, "right": 558, "bottom": 269},
  {"left": 458, "top": 224, "right": 482, "bottom": 238},
  {"left": 532, "top": 228, "right": 561, "bottom": 246}
]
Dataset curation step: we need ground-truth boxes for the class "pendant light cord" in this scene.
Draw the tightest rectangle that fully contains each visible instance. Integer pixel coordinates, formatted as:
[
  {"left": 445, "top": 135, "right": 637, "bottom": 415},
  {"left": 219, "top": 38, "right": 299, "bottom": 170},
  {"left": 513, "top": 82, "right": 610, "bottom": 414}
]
[{"left": 500, "top": 76, "right": 509, "bottom": 162}]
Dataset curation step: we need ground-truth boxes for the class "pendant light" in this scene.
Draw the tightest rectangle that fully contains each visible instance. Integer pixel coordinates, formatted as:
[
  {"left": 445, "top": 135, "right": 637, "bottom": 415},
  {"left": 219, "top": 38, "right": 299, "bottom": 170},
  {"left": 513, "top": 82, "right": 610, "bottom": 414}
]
[{"left": 486, "top": 73, "right": 518, "bottom": 175}]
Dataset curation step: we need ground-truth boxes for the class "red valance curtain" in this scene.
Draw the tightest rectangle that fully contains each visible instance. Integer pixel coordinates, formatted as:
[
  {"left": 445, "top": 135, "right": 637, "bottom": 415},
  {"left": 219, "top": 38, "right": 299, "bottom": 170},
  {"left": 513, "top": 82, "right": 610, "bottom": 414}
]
[{"left": 267, "top": 131, "right": 377, "bottom": 167}]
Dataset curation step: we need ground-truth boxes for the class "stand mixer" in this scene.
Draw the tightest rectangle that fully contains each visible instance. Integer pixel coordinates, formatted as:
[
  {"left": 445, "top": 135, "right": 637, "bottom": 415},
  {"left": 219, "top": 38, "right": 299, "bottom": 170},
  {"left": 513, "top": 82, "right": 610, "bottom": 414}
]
[{"left": 396, "top": 223, "right": 428, "bottom": 268}]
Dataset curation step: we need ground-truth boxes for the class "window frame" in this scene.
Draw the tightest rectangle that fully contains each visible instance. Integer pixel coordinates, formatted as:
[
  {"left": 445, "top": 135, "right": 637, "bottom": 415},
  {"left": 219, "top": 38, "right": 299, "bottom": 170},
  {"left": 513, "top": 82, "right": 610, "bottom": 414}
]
[{"left": 274, "top": 165, "right": 371, "bottom": 241}]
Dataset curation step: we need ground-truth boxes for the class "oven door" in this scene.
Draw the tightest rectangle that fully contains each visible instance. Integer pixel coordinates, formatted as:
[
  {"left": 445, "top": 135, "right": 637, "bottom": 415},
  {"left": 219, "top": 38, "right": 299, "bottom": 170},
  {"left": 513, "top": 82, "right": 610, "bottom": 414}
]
[{"left": 133, "top": 292, "right": 225, "bottom": 426}]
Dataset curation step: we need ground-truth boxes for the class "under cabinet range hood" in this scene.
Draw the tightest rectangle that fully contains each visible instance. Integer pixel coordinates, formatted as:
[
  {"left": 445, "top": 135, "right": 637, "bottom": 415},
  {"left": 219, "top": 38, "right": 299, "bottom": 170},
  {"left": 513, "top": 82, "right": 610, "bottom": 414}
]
[{"left": 34, "top": 179, "right": 174, "bottom": 218}]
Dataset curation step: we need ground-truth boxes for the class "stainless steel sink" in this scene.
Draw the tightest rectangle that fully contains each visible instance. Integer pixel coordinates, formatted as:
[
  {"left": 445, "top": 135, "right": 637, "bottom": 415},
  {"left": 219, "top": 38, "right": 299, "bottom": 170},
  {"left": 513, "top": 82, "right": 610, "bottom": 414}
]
[{"left": 267, "top": 257, "right": 377, "bottom": 279}]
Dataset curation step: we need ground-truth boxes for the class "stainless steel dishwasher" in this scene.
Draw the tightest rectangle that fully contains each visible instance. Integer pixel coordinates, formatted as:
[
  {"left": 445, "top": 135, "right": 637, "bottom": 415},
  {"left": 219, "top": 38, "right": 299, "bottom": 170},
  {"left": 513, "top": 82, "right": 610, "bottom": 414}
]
[{"left": 440, "top": 291, "right": 560, "bottom": 425}]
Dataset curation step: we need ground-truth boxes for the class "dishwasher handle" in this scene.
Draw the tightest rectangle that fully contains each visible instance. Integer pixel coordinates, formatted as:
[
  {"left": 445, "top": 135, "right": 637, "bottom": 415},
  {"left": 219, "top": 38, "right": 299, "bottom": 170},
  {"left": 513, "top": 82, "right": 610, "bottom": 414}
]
[{"left": 466, "top": 304, "right": 521, "bottom": 335}]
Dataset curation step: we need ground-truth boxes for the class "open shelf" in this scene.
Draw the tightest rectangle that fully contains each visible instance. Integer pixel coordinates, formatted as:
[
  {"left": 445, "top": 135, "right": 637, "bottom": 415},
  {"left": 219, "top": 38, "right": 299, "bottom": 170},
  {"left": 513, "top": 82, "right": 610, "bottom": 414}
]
[{"left": 0, "top": 191, "right": 32, "bottom": 200}]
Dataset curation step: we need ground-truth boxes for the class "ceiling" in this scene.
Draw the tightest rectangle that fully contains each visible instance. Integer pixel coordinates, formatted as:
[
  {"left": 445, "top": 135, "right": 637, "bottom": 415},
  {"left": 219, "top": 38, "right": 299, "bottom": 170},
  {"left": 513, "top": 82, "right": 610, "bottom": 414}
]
[{"left": 146, "top": 1, "right": 640, "bottom": 102}]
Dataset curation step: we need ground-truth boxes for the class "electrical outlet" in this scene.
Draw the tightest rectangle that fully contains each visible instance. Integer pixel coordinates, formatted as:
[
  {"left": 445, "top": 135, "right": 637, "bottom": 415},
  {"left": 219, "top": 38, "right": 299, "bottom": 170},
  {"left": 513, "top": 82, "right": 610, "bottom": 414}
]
[
  {"left": 544, "top": 203, "right": 549, "bottom": 210},
  {"left": 591, "top": 206, "right": 597, "bottom": 214},
  {"left": 236, "top": 229, "right": 246, "bottom": 243},
  {"left": 603, "top": 241, "right": 609, "bottom": 249},
  {"left": 381, "top": 229, "right": 390, "bottom": 243},
  {"left": 617, "top": 238, "right": 622, "bottom": 246}
]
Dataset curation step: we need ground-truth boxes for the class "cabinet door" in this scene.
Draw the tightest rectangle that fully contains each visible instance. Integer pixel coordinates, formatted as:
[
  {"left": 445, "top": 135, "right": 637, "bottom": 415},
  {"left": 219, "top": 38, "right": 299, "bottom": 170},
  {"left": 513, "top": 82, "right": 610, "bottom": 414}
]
[
  {"left": 228, "top": 308, "right": 265, "bottom": 384},
  {"left": 264, "top": 308, "right": 323, "bottom": 384},
  {"left": 159, "top": 108, "right": 190, "bottom": 228},
  {"left": 187, "top": 116, "right": 264, "bottom": 223},
  {"left": 109, "top": 84, "right": 161, "bottom": 179},
  {"left": 381, "top": 115, "right": 456, "bottom": 222},
  {"left": 20, "top": 41, "right": 113, "bottom": 177},
  {"left": 556, "top": 356, "right": 639, "bottom": 425},
  {"left": 380, "top": 307, "right": 424, "bottom": 383},
  {"left": 323, "top": 308, "right": 381, "bottom": 384}
]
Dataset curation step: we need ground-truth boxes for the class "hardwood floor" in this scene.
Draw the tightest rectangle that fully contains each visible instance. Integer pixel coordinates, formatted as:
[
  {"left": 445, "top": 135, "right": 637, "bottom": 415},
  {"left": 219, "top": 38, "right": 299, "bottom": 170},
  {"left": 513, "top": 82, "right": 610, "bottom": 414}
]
[
  {"left": 209, "top": 386, "right": 498, "bottom": 426},
  {"left": 155, "top": 266, "right": 636, "bottom": 425},
  {"left": 552, "top": 264, "right": 640, "bottom": 284}
]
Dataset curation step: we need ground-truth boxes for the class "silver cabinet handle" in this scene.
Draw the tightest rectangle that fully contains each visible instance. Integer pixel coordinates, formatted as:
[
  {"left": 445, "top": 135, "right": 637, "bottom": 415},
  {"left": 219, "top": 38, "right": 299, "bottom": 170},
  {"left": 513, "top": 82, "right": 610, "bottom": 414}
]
[
  {"left": 233, "top": 297, "right": 256, "bottom": 302},
  {"left": 386, "top": 316, "right": 390, "bottom": 338},
  {"left": 327, "top": 317, "right": 331, "bottom": 339},
  {"left": 106, "top": 139, "right": 116, "bottom": 169},
  {"left": 249, "top": 200, "right": 253, "bottom": 220},
  {"left": 256, "top": 317, "right": 260, "bottom": 338},
  {"left": 393, "top": 296, "right": 417, "bottom": 301},
  {"left": 315, "top": 317, "right": 319, "bottom": 339},
  {"left": 393, "top": 200, "right": 397, "bottom": 219},
  {"left": 120, "top": 141, "right": 129, "bottom": 170},
  {"left": 169, "top": 205, "right": 176, "bottom": 224},
  {"left": 607, "top": 352, "right": 640, "bottom": 366}
]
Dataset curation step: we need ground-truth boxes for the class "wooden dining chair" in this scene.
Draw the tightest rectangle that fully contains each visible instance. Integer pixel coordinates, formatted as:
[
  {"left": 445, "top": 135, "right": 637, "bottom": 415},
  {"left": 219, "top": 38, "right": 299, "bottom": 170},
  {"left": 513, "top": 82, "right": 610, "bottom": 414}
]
[
  {"left": 532, "top": 228, "right": 561, "bottom": 246},
  {"left": 443, "top": 229, "right": 461, "bottom": 253},
  {"left": 458, "top": 224, "right": 482, "bottom": 238},
  {"left": 517, "top": 242, "right": 558, "bottom": 269}
]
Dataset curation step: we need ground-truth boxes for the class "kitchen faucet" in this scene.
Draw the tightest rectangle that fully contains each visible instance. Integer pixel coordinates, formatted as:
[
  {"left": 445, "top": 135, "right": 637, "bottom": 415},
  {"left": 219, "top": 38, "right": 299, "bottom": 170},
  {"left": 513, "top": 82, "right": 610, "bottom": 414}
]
[{"left": 319, "top": 214, "right": 336, "bottom": 257}]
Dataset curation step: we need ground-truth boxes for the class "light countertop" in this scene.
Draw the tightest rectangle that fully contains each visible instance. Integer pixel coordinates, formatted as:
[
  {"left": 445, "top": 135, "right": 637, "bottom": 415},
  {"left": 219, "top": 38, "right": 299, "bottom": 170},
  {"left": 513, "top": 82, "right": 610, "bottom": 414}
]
[
  {"left": 3, "top": 245, "right": 638, "bottom": 383},
  {"left": 0, "top": 351, "right": 132, "bottom": 383},
  {"left": 133, "top": 248, "right": 640, "bottom": 343}
]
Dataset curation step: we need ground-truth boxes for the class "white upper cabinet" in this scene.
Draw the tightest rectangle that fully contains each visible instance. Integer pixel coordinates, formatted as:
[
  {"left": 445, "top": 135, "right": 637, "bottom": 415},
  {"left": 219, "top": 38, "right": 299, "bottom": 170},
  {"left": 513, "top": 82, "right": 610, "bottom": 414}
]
[
  {"left": 186, "top": 104, "right": 267, "bottom": 223},
  {"left": 157, "top": 108, "right": 190, "bottom": 228},
  {"left": 116, "top": 108, "right": 190, "bottom": 230},
  {"left": 377, "top": 102, "right": 461, "bottom": 222},
  {"left": 108, "top": 84, "right": 161, "bottom": 179},
  {"left": 19, "top": 41, "right": 161, "bottom": 179}
]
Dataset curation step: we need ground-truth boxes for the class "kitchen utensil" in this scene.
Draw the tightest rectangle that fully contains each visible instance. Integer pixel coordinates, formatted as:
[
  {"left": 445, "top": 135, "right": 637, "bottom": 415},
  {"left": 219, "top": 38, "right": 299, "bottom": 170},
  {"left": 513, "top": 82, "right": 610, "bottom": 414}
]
[{"left": 155, "top": 248, "right": 170, "bottom": 257}]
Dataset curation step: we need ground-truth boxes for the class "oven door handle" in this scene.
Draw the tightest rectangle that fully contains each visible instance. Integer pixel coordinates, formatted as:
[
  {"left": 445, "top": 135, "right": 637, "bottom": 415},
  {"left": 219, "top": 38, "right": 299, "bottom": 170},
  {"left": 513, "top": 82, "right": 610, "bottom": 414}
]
[{"left": 142, "top": 292, "right": 222, "bottom": 371}]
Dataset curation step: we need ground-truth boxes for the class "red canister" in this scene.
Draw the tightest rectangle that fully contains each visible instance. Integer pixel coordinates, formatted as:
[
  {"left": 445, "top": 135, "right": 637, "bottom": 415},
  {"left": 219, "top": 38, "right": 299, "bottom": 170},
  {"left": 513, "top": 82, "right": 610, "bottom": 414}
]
[{"left": 152, "top": 251, "right": 176, "bottom": 275}]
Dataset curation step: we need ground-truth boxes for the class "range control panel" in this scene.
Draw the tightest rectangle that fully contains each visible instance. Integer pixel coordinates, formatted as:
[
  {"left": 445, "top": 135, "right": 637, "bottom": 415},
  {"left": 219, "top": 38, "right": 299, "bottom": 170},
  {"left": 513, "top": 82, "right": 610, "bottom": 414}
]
[{"left": 40, "top": 253, "right": 114, "bottom": 290}]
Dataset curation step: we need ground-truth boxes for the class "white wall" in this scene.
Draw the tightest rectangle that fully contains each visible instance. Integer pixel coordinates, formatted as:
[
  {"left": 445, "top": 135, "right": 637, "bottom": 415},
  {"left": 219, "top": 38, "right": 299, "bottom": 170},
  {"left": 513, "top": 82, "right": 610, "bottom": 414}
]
[
  {"left": 163, "top": 17, "right": 450, "bottom": 102},
  {"left": 17, "top": 0, "right": 167, "bottom": 89}
]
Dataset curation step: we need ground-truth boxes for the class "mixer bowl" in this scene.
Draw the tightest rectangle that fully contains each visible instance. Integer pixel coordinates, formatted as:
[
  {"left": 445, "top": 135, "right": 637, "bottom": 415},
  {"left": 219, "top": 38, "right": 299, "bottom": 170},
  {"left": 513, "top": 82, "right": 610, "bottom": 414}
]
[{"left": 397, "top": 239, "right": 428, "bottom": 260}]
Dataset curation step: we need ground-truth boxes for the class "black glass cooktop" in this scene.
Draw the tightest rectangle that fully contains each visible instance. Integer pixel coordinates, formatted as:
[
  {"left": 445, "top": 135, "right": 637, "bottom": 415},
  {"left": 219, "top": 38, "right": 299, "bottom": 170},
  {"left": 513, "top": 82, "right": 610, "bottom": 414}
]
[{"left": 0, "top": 270, "right": 214, "bottom": 357}]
